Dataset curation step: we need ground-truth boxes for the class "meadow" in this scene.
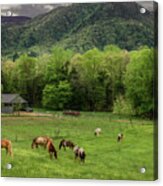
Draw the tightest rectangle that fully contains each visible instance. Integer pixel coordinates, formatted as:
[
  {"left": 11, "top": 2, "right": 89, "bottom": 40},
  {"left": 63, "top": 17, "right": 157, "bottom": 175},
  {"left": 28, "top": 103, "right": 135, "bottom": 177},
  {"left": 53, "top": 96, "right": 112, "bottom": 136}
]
[{"left": 1, "top": 112, "right": 155, "bottom": 180}]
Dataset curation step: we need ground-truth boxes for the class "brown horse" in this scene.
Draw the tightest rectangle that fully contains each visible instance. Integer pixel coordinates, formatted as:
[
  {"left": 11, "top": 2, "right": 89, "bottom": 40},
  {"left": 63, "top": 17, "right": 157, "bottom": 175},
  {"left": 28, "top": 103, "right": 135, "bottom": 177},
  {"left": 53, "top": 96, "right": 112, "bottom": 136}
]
[
  {"left": 59, "top": 139, "right": 75, "bottom": 150},
  {"left": 73, "top": 146, "right": 86, "bottom": 163},
  {"left": 1, "top": 139, "right": 13, "bottom": 157},
  {"left": 31, "top": 136, "right": 51, "bottom": 149},
  {"left": 47, "top": 140, "right": 57, "bottom": 159}
]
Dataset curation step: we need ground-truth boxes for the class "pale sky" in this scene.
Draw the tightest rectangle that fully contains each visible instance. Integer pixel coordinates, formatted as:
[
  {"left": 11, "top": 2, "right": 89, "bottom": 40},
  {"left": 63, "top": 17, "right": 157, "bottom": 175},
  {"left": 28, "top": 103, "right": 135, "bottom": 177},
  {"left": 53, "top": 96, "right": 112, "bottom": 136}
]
[
  {"left": 0, "top": 4, "right": 64, "bottom": 17},
  {"left": 0, "top": 2, "right": 154, "bottom": 18}
]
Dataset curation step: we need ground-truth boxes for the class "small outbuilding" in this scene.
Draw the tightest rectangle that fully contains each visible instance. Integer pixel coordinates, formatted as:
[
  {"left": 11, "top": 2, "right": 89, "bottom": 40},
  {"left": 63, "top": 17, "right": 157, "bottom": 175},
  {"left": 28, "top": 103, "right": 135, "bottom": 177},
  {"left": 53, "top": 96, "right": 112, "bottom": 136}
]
[{"left": 1, "top": 94, "right": 28, "bottom": 113}]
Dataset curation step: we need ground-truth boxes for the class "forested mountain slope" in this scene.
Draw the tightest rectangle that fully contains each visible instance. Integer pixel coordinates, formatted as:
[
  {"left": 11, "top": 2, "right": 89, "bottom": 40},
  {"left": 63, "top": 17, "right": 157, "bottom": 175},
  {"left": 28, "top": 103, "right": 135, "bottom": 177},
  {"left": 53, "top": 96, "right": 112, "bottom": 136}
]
[{"left": 1, "top": 2, "right": 155, "bottom": 56}]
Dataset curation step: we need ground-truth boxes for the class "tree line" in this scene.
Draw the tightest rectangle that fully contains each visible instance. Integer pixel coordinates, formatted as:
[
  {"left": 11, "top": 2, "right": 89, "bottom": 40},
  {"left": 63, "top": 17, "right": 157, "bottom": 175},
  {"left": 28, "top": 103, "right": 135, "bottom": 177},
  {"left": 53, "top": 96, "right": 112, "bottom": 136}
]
[{"left": 1, "top": 45, "right": 156, "bottom": 118}]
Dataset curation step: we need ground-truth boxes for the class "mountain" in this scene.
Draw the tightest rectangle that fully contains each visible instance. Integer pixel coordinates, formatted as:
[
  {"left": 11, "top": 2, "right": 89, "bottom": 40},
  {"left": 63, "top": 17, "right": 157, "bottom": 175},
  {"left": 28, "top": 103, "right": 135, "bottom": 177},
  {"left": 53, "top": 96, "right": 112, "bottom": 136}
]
[
  {"left": 1, "top": 16, "right": 31, "bottom": 25},
  {"left": 1, "top": 2, "right": 156, "bottom": 56}
]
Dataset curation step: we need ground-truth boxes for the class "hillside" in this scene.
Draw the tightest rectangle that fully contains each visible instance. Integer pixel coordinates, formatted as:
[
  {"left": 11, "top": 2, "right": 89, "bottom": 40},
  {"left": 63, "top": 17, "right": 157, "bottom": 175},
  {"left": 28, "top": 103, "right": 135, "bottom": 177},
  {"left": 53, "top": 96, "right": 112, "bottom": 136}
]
[
  {"left": 1, "top": 16, "right": 31, "bottom": 25},
  {"left": 1, "top": 2, "right": 155, "bottom": 56}
]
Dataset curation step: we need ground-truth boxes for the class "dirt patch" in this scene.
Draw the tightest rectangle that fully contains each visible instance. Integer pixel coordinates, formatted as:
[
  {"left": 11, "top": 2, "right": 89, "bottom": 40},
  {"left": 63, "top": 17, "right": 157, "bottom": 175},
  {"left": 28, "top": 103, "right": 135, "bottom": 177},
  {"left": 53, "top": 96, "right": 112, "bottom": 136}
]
[
  {"left": 2, "top": 111, "right": 53, "bottom": 117},
  {"left": 18, "top": 111, "right": 53, "bottom": 117}
]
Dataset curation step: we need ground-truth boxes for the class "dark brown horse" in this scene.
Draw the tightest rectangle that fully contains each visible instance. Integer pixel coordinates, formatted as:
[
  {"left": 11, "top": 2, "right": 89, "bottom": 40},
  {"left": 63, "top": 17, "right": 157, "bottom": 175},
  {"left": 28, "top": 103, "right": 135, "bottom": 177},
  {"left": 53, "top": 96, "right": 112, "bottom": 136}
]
[
  {"left": 31, "top": 136, "right": 50, "bottom": 149},
  {"left": 73, "top": 146, "right": 86, "bottom": 163},
  {"left": 59, "top": 139, "right": 75, "bottom": 150},
  {"left": 47, "top": 140, "right": 57, "bottom": 159},
  {"left": 1, "top": 139, "right": 13, "bottom": 157}
]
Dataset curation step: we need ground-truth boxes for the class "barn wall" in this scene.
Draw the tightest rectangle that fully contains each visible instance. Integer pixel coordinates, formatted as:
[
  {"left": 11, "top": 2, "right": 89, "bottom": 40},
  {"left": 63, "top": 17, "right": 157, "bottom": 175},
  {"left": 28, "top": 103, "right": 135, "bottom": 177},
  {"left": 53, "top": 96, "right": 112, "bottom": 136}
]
[{"left": 1, "top": 106, "right": 13, "bottom": 113}]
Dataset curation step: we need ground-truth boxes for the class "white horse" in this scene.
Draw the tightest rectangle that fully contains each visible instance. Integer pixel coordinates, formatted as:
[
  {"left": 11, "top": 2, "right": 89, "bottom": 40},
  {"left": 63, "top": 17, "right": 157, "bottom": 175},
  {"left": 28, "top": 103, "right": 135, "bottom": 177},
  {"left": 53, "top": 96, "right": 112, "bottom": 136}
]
[
  {"left": 73, "top": 146, "right": 86, "bottom": 163},
  {"left": 94, "top": 128, "right": 102, "bottom": 136}
]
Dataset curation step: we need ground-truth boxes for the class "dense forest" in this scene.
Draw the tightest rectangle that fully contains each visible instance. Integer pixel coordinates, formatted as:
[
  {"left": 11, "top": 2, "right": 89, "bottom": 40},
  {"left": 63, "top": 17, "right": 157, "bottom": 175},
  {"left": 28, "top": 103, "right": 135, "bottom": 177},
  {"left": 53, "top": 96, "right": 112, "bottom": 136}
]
[
  {"left": 1, "top": 45, "right": 156, "bottom": 117},
  {"left": 1, "top": 2, "right": 157, "bottom": 118}
]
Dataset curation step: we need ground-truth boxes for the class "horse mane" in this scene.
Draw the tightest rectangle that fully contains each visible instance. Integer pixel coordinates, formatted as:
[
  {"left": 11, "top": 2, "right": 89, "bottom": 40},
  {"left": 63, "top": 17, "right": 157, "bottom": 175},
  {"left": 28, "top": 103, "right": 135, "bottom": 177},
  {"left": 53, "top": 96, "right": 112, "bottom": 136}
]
[{"left": 47, "top": 140, "right": 57, "bottom": 159}]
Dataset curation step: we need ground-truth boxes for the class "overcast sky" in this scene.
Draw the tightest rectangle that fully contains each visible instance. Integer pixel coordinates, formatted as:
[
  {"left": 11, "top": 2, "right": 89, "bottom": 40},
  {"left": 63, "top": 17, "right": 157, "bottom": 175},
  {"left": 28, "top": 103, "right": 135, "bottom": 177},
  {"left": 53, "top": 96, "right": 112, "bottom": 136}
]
[
  {"left": 0, "top": 4, "right": 66, "bottom": 17},
  {"left": 0, "top": 2, "right": 154, "bottom": 18}
]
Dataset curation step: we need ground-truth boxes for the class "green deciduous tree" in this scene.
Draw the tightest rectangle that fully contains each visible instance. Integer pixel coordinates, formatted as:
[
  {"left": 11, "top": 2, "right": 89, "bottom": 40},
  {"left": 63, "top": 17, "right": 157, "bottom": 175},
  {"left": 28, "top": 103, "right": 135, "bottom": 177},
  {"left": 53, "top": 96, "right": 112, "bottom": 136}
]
[
  {"left": 69, "top": 48, "right": 106, "bottom": 111},
  {"left": 14, "top": 54, "right": 37, "bottom": 105},
  {"left": 1, "top": 60, "right": 16, "bottom": 93},
  {"left": 2, "top": 44, "right": 155, "bottom": 118},
  {"left": 124, "top": 47, "right": 155, "bottom": 117},
  {"left": 102, "top": 45, "right": 130, "bottom": 110},
  {"left": 42, "top": 81, "right": 72, "bottom": 110},
  {"left": 45, "top": 47, "right": 73, "bottom": 83}
]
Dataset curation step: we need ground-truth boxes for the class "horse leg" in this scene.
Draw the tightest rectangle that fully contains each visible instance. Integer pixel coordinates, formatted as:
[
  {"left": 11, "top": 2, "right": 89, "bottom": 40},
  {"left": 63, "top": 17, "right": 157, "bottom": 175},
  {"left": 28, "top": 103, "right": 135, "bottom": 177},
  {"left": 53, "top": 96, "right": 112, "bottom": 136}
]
[
  {"left": 36, "top": 143, "right": 39, "bottom": 148},
  {"left": 54, "top": 151, "right": 57, "bottom": 159},
  {"left": 6, "top": 147, "right": 9, "bottom": 156},
  {"left": 75, "top": 153, "right": 78, "bottom": 160},
  {"left": 31, "top": 141, "right": 35, "bottom": 149},
  {"left": 81, "top": 157, "right": 85, "bottom": 163},
  {"left": 8, "top": 146, "right": 13, "bottom": 157},
  {"left": 49, "top": 152, "right": 53, "bottom": 160}
]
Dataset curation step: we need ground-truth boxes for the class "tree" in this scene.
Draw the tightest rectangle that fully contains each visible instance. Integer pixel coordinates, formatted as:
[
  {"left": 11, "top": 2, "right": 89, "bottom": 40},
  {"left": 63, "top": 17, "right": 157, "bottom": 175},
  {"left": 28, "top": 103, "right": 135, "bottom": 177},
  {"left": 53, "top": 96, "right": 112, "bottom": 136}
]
[
  {"left": 69, "top": 48, "right": 106, "bottom": 111},
  {"left": 124, "top": 47, "right": 155, "bottom": 117},
  {"left": 113, "top": 95, "right": 132, "bottom": 116},
  {"left": 102, "top": 45, "right": 130, "bottom": 110},
  {"left": 45, "top": 47, "right": 73, "bottom": 84},
  {"left": 42, "top": 81, "right": 72, "bottom": 110},
  {"left": 33, "top": 54, "right": 49, "bottom": 106},
  {"left": 1, "top": 60, "right": 16, "bottom": 93},
  {"left": 14, "top": 54, "right": 37, "bottom": 105}
]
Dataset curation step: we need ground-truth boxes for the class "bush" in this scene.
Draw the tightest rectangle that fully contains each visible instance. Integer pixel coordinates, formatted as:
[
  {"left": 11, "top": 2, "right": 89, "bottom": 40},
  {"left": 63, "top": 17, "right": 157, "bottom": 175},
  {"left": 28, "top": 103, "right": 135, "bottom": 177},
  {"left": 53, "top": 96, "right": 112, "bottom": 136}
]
[{"left": 113, "top": 95, "right": 133, "bottom": 115}]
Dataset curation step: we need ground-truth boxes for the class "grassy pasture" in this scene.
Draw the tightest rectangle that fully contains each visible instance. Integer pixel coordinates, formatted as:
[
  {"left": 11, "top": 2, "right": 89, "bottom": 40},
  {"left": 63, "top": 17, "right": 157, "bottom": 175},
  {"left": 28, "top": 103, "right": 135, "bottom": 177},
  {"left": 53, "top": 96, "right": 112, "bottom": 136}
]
[{"left": 1, "top": 112, "right": 155, "bottom": 180}]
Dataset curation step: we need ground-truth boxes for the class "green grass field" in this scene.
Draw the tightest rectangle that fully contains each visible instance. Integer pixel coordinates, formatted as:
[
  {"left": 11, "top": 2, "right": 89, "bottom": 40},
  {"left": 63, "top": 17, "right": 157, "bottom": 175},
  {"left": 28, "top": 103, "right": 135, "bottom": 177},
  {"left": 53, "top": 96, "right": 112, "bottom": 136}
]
[{"left": 1, "top": 112, "right": 156, "bottom": 180}]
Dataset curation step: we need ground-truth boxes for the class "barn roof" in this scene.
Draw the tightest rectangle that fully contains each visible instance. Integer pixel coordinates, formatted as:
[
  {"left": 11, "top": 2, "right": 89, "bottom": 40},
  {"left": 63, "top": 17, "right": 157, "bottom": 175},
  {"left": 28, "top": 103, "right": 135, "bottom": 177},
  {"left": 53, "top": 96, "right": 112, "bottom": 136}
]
[{"left": 1, "top": 94, "right": 27, "bottom": 104}]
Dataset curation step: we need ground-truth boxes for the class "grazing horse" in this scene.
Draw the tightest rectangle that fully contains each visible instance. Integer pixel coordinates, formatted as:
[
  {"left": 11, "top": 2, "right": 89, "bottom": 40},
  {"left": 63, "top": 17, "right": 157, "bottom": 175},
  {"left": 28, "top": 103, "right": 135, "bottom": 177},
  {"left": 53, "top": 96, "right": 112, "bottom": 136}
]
[
  {"left": 59, "top": 139, "right": 75, "bottom": 150},
  {"left": 73, "top": 146, "right": 86, "bottom": 163},
  {"left": 94, "top": 128, "right": 102, "bottom": 136},
  {"left": 47, "top": 140, "right": 57, "bottom": 159},
  {"left": 31, "top": 136, "right": 51, "bottom": 149},
  {"left": 117, "top": 133, "right": 123, "bottom": 142},
  {"left": 1, "top": 139, "right": 13, "bottom": 157}
]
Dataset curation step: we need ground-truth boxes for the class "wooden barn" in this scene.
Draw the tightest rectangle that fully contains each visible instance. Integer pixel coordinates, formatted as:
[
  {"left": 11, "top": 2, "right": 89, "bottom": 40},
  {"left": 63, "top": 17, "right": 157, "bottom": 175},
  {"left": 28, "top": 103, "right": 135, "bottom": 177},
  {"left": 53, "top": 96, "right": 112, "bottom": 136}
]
[{"left": 1, "top": 94, "right": 28, "bottom": 113}]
